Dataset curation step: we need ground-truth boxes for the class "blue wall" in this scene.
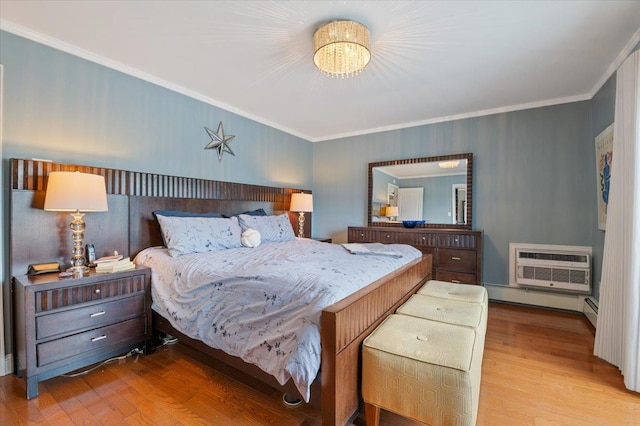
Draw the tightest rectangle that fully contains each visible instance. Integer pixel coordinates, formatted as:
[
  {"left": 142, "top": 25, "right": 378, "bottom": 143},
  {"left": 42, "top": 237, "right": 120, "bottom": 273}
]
[
  {"left": 314, "top": 102, "right": 599, "bottom": 288},
  {"left": 0, "top": 31, "right": 314, "bottom": 353},
  {"left": 0, "top": 32, "right": 313, "bottom": 188}
]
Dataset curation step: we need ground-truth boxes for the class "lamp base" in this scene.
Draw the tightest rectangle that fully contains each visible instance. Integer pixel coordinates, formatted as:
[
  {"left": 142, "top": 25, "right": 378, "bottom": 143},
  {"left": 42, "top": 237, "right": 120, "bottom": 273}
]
[
  {"left": 70, "top": 265, "right": 89, "bottom": 278},
  {"left": 297, "top": 212, "right": 306, "bottom": 238},
  {"left": 69, "top": 211, "right": 87, "bottom": 273}
]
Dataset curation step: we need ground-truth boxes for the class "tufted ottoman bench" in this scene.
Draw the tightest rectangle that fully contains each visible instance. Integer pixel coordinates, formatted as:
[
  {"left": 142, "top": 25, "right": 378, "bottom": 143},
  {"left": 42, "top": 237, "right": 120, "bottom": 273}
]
[
  {"left": 400, "top": 280, "right": 488, "bottom": 343},
  {"left": 417, "top": 280, "right": 488, "bottom": 305},
  {"left": 362, "top": 314, "right": 481, "bottom": 425},
  {"left": 362, "top": 281, "right": 487, "bottom": 426}
]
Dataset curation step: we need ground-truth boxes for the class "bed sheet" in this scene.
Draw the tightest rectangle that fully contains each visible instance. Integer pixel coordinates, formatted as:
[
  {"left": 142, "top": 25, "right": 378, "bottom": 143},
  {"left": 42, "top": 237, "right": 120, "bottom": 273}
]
[{"left": 134, "top": 238, "right": 421, "bottom": 401}]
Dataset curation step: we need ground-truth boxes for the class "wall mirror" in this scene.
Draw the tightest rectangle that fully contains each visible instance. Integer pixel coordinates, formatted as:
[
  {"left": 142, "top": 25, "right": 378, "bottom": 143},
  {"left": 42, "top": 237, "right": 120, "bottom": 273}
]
[{"left": 368, "top": 153, "right": 473, "bottom": 229}]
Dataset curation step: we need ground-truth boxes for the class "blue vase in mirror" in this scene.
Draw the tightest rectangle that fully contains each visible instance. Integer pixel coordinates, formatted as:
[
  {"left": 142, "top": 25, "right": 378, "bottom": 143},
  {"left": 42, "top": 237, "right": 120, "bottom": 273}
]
[{"left": 402, "top": 220, "right": 425, "bottom": 228}]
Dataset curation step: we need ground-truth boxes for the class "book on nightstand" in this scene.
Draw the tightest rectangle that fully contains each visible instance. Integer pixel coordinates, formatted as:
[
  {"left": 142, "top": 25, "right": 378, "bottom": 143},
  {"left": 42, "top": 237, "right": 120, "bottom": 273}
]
[{"left": 95, "top": 257, "right": 135, "bottom": 273}]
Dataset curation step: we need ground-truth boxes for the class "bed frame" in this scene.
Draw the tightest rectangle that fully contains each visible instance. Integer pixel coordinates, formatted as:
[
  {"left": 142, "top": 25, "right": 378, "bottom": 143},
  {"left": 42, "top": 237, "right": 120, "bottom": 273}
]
[{"left": 9, "top": 158, "right": 432, "bottom": 426}]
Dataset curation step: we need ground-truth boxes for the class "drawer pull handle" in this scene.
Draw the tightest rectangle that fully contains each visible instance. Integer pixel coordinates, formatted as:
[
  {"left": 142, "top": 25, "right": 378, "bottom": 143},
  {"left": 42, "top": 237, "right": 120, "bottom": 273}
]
[
  {"left": 386, "top": 234, "right": 391, "bottom": 238},
  {"left": 451, "top": 280, "right": 461, "bottom": 284},
  {"left": 95, "top": 289, "right": 101, "bottom": 294},
  {"left": 451, "top": 257, "right": 461, "bottom": 261},
  {"left": 90, "top": 311, "right": 106, "bottom": 318},
  {"left": 91, "top": 335, "right": 107, "bottom": 342}
]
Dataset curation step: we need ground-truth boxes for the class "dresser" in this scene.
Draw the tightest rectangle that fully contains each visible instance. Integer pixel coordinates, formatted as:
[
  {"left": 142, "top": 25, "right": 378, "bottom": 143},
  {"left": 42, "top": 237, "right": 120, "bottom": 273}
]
[
  {"left": 13, "top": 266, "right": 152, "bottom": 399},
  {"left": 348, "top": 227, "right": 483, "bottom": 285}
]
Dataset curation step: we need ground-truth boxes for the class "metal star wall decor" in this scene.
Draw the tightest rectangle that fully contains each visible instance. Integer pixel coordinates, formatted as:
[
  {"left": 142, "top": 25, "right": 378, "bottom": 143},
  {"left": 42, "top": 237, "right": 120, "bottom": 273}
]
[{"left": 204, "top": 121, "right": 235, "bottom": 161}]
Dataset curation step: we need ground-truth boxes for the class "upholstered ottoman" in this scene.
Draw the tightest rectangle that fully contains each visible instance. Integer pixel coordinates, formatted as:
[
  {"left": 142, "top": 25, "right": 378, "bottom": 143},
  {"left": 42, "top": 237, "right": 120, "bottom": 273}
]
[
  {"left": 417, "top": 279, "right": 487, "bottom": 305},
  {"left": 397, "top": 293, "right": 485, "bottom": 335},
  {"left": 362, "top": 314, "right": 480, "bottom": 426}
]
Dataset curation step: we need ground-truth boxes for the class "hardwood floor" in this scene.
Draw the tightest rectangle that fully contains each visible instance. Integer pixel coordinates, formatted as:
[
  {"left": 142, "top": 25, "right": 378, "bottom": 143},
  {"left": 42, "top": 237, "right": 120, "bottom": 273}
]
[{"left": 1, "top": 302, "right": 639, "bottom": 425}]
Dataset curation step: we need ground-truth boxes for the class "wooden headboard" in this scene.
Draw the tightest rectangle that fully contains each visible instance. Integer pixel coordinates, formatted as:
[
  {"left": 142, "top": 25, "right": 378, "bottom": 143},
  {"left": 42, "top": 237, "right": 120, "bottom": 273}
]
[{"left": 9, "top": 158, "right": 310, "bottom": 276}]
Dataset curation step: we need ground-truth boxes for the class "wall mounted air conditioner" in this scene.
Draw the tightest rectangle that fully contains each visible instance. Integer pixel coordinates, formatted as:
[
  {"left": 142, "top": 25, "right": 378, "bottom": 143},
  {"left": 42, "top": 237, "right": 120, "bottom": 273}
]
[{"left": 510, "top": 243, "right": 591, "bottom": 294}]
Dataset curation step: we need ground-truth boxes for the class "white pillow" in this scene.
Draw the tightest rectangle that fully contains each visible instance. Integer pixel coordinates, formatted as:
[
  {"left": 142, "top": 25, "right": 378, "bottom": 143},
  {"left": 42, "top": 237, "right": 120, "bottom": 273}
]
[
  {"left": 241, "top": 228, "right": 261, "bottom": 248},
  {"left": 237, "top": 213, "right": 295, "bottom": 242},
  {"left": 156, "top": 215, "right": 243, "bottom": 257}
]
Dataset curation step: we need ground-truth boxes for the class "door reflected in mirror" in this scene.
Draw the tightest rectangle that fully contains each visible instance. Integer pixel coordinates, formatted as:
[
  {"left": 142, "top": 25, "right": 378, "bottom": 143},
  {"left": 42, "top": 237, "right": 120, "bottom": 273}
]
[
  {"left": 368, "top": 153, "right": 473, "bottom": 228},
  {"left": 452, "top": 184, "right": 467, "bottom": 225}
]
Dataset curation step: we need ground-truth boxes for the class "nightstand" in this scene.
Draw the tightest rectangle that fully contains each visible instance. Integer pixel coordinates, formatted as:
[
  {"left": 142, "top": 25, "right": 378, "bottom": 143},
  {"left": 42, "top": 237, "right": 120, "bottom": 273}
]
[
  {"left": 13, "top": 266, "right": 152, "bottom": 399},
  {"left": 313, "top": 237, "right": 332, "bottom": 243}
]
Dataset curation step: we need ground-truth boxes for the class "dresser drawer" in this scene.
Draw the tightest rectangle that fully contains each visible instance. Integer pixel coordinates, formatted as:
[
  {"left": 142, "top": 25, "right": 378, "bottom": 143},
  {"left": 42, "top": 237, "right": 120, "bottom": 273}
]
[
  {"left": 438, "top": 248, "right": 477, "bottom": 271},
  {"left": 348, "top": 228, "right": 379, "bottom": 242},
  {"left": 36, "top": 294, "right": 146, "bottom": 340},
  {"left": 437, "top": 234, "right": 478, "bottom": 249},
  {"left": 436, "top": 270, "right": 477, "bottom": 285},
  {"left": 412, "top": 233, "right": 439, "bottom": 248},
  {"left": 377, "top": 230, "right": 398, "bottom": 244},
  {"left": 37, "top": 316, "right": 147, "bottom": 367}
]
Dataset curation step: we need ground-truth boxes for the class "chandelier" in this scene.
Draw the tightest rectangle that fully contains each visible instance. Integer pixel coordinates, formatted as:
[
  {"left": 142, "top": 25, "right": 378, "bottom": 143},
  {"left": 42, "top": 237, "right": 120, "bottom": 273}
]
[{"left": 313, "top": 20, "right": 371, "bottom": 78}]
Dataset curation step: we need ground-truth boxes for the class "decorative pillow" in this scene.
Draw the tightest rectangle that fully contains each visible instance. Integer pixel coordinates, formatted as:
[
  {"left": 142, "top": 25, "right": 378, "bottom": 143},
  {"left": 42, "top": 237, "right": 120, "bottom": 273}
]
[
  {"left": 224, "top": 208, "right": 268, "bottom": 218},
  {"left": 241, "top": 208, "right": 268, "bottom": 216},
  {"left": 237, "top": 213, "right": 295, "bottom": 243},
  {"left": 153, "top": 210, "right": 222, "bottom": 218},
  {"left": 241, "top": 228, "right": 261, "bottom": 248},
  {"left": 155, "top": 215, "right": 243, "bottom": 257}
]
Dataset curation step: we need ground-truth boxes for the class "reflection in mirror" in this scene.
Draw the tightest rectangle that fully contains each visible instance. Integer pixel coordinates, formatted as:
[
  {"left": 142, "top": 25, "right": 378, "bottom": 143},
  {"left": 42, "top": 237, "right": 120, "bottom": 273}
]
[
  {"left": 452, "top": 184, "right": 467, "bottom": 225},
  {"left": 368, "top": 153, "right": 473, "bottom": 229}
]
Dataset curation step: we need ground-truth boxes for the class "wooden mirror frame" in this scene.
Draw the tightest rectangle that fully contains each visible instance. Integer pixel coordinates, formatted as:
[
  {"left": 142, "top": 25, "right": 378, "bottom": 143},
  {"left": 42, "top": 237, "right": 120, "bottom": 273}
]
[{"left": 367, "top": 153, "right": 473, "bottom": 229}]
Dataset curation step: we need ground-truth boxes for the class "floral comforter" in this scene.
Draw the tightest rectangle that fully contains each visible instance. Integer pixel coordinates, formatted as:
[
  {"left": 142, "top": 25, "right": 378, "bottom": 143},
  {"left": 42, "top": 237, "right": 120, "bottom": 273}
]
[{"left": 134, "top": 238, "right": 421, "bottom": 401}]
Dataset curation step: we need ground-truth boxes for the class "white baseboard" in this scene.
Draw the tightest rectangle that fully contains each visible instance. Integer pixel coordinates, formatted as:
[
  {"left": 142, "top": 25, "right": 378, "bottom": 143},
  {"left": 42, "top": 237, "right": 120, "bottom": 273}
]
[
  {"left": 1, "top": 353, "right": 12, "bottom": 376},
  {"left": 485, "top": 283, "right": 586, "bottom": 312}
]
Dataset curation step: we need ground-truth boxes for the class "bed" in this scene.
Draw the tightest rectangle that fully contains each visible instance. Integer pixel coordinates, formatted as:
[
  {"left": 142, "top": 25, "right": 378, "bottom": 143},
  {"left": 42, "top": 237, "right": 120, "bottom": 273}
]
[{"left": 10, "top": 158, "right": 433, "bottom": 426}]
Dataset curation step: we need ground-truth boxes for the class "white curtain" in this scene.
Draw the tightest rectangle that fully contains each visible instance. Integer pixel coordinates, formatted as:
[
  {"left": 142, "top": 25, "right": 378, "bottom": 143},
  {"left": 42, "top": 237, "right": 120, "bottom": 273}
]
[{"left": 594, "top": 50, "right": 640, "bottom": 393}]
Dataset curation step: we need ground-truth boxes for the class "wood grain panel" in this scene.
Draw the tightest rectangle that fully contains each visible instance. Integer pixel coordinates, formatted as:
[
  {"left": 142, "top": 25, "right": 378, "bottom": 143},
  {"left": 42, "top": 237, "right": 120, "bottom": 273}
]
[
  {"left": 10, "top": 158, "right": 312, "bottom": 273},
  {"left": 321, "top": 255, "right": 432, "bottom": 425},
  {"left": 348, "top": 226, "right": 483, "bottom": 286},
  {"left": 11, "top": 159, "right": 302, "bottom": 201}
]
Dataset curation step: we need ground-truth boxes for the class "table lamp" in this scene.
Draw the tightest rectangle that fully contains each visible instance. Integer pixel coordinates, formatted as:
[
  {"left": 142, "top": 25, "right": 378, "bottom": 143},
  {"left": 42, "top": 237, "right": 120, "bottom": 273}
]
[
  {"left": 44, "top": 171, "right": 108, "bottom": 274},
  {"left": 385, "top": 206, "right": 399, "bottom": 221},
  {"left": 289, "top": 193, "right": 313, "bottom": 238}
]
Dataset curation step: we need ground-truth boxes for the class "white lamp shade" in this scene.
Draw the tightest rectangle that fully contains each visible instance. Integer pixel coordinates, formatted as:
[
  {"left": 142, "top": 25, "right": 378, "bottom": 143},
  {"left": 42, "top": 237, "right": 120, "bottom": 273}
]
[
  {"left": 290, "top": 193, "right": 313, "bottom": 212},
  {"left": 385, "top": 206, "right": 399, "bottom": 217},
  {"left": 44, "top": 171, "right": 109, "bottom": 212}
]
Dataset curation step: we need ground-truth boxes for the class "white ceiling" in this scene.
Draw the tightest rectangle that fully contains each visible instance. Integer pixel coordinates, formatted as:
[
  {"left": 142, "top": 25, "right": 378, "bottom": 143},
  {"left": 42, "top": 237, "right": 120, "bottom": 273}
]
[{"left": 1, "top": 1, "right": 639, "bottom": 142}]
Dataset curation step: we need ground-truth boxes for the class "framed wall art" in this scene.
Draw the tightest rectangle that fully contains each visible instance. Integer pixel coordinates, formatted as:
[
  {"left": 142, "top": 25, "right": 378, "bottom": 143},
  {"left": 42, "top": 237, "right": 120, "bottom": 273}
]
[{"left": 595, "top": 123, "right": 613, "bottom": 230}]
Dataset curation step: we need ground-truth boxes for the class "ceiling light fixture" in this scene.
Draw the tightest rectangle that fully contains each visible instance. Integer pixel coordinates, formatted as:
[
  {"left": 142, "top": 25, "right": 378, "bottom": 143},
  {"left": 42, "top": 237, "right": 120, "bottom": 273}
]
[
  {"left": 438, "top": 160, "right": 460, "bottom": 169},
  {"left": 313, "top": 20, "right": 371, "bottom": 78}
]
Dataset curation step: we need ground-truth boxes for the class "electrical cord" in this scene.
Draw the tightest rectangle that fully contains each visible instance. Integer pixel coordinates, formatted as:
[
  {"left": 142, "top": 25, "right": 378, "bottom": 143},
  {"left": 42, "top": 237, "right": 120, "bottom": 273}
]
[
  {"left": 61, "top": 347, "right": 143, "bottom": 378},
  {"left": 144, "top": 335, "right": 179, "bottom": 354},
  {"left": 161, "top": 335, "right": 178, "bottom": 345},
  {"left": 61, "top": 336, "right": 179, "bottom": 377}
]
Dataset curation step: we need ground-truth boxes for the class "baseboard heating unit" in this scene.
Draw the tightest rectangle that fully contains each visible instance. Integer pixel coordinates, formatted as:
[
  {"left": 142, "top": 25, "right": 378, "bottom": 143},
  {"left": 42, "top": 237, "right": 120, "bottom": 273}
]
[
  {"left": 509, "top": 243, "right": 592, "bottom": 294},
  {"left": 583, "top": 297, "right": 598, "bottom": 328}
]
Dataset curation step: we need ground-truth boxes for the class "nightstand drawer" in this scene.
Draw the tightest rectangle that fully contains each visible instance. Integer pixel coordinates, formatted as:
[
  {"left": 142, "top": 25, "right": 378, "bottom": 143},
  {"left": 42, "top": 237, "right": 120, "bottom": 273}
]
[
  {"left": 36, "top": 294, "right": 146, "bottom": 340},
  {"left": 35, "top": 273, "right": 147, "bottom": 312},
  {"left": 37, "top": 316, "right": 146, "bottom": 367},
  {"left": 438, "top": 248, "right": 477, "bottom": 271}
]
